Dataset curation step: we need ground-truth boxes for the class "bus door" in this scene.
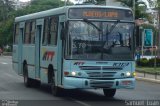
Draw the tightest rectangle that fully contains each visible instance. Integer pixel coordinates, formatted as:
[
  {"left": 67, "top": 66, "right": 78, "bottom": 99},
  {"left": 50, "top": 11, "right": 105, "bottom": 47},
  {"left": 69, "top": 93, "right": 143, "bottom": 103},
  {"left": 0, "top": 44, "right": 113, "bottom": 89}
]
[
  {"left": 18, "top": 22, "right": 25, "bottom": 75},
  {"left": 57, "top": 15, "right": 66, "bottom": 85},
  {"left": 35, "top": 19, "right": 44, "bottom": 79}
]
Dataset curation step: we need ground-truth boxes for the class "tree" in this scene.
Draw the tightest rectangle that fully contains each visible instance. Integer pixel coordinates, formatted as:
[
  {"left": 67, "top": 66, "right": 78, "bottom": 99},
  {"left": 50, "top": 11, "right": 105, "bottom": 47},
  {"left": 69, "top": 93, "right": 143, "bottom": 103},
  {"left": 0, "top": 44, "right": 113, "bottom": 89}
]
[
  {"left": 13, "top": 0, "right": 64, "bottom": 16},
  {"left": 115, "top": 0, "right": 149, "bottom": 19},
  {"left": 83, "top": 0, "right": 150, "bottom": 20},
  {"left": 0, "top": 0, "right": 15, "bottom": 47},
  {"left": 156, "top": 0, "right": 160, "bottom": 55},
  {"left": 0, "top": 0, "right": 65, "bottom": 47},
  {"left": 0, "top": 0, "right": 15, "bottom": 21},
  {"left": 155, "top": 0, "right": 160, "bottom": 10}
]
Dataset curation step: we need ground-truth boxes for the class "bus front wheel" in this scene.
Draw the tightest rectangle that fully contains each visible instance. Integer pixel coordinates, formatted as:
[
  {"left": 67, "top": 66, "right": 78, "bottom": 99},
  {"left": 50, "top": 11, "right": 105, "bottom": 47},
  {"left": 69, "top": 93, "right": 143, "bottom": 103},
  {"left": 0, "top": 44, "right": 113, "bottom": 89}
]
[
  {"left": 103, "top": 89, "right": 116, "bottom": 98},
  {"left": 51, "top": 78, "right": 63, "bottom": 96},
  {"left": 51, "top": 85, "right": 62, "bottom": 96}
]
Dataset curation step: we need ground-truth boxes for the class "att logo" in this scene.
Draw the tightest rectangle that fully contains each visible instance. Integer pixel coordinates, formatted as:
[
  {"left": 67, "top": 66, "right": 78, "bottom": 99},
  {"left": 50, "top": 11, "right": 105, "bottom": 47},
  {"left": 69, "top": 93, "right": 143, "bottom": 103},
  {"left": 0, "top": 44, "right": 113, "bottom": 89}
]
[
  {"left": 74, "top": 62, "right": 85, "bottom": 65},
  {"left": 113, "top": 62, "right": 129, "bottom": 67}
]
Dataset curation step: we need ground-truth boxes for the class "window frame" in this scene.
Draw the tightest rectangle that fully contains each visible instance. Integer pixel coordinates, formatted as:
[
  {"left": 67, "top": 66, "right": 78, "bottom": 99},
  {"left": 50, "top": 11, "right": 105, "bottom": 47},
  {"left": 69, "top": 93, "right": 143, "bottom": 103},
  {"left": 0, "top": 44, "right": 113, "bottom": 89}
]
[
  {"left": 13, "top": 23, "right": 19, "bottom": 44},
  {"left": 42, "top": 16, "right": 59, "bottom": 46},
  {"left": 24, "top": 20, "right": 36, "bottom": 44}
]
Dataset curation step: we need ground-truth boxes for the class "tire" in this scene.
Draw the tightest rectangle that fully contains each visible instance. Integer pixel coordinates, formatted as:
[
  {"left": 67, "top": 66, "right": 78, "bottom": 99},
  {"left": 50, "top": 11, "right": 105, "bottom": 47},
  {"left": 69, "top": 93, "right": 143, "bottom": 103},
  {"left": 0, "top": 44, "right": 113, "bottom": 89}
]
[
  {"left": 50, "top": 75, "right": 63, "bottom": 96},
  {"left": 48, "top": 68, "right": 54, "bottom": 84},
  {"left": 23, "top": 64, "right": 32, "bottom": 87},
  {"left": 51, "top": 83, "right": 63, "bottom": 96},
  {"left": 103, "top": 89, "right": 116, "bottom": 98},
  {"left": 33, "top": 80, "right": 41, "bottom": 88}
]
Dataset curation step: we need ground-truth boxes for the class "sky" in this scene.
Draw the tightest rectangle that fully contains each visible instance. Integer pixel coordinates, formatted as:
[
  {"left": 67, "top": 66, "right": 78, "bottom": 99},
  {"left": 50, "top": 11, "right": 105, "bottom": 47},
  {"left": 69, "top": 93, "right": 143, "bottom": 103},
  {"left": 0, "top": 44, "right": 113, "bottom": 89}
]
[
  {"left": 19, "top": 0, "right": 30, "bottom": 2},
  {"left": 18, "top": 0, "right": 151, "bottom": 8},
  {"left": 142, "top": 0, "right": 150, "bottom": 8},
  {"left": 69, "top": 0, "right": 150, "bottom": 7}
]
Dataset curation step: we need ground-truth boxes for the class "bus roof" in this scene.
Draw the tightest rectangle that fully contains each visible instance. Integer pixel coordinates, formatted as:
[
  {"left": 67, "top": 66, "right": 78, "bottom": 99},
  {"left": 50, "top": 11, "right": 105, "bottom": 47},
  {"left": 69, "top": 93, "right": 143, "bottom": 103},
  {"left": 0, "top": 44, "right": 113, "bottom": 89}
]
[{"left": 15, "top": 5, "right": 132, "bottom": 22}]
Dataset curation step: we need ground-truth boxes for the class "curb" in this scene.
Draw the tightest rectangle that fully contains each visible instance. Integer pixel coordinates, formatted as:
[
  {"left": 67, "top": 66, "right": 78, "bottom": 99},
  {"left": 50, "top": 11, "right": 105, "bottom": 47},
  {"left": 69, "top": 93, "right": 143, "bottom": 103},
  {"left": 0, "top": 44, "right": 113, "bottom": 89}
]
[
  {"left": 3, "top": 56, "right": 12, "bottom": 58},
  {"left": 136, "top": 77, "right": 160, "bottom": 84},
  {"left": 3, "top": 52, "right": 12, "bottom": 56}
]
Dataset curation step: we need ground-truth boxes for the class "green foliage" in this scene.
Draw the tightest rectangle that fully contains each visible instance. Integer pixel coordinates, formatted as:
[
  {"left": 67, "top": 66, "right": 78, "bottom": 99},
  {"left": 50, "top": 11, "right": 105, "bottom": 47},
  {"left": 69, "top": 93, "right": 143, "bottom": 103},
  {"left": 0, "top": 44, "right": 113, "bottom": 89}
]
[
  {"left": 13, "top": 0, "right": 64, "bottom": 16},
  {"left": 0, "top": 18, "right": 14, "bottom": 46},
  {"left": 138, "top": 58, "right": 149, "bottom": 66},
  {"left": 3, "top": 47, "right": 12, "bottom": 52},
  {"left": 116, "top": 0, "right": 151, "bottom": 20},
  {"left": 0, "top": 0, "right": 64, "bottom": 47},
  {"left": 0, "top": 0, "right": 15, "bottom": 21},
  {"left": 137, "top": 58, "right": 160, "bottom": 67},
  {"left": 115, "top": 0, "right": 133, "bottom": 7}
]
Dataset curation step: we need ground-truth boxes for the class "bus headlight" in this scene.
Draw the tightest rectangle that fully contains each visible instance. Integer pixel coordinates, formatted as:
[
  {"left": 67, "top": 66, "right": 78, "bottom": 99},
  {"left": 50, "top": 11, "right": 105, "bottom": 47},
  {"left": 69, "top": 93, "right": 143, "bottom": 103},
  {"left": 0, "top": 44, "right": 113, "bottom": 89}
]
[
  {"left": 71, "top": 71, "right": 76, "bottom": 76},
  {"left": 126, "top": 72, "right": 131, "bottom": 77}
]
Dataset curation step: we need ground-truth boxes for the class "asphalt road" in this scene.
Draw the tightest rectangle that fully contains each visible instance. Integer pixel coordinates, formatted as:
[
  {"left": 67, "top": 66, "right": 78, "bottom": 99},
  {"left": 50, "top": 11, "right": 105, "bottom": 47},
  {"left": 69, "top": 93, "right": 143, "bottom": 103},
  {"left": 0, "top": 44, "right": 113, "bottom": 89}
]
[{"left": 0, "top": 56, "right": 160, "bottom": 106}]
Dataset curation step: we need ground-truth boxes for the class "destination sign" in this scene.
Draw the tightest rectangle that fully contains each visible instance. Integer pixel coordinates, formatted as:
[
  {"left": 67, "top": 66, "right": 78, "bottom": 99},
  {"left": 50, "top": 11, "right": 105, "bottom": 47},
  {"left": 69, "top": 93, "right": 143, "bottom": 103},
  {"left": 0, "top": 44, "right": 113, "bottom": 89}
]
[{"left": 68, "top": 8, "right": 133, "bottom": 21}]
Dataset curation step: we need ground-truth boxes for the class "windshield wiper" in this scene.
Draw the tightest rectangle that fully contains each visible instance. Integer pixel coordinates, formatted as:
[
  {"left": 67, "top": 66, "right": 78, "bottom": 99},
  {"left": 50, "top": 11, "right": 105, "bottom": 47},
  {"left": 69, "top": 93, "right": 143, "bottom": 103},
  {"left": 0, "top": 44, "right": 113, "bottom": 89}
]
[
  {"left": 102, "top": 19, "right": 120, "bottom": 48},
  {"left": 83, "top": 19, "right": 102, "bottom": 32},
  {"left": 83, "top": 19, "right": 104, "bottom": 59},
  {"left": 106, "top": 19, "right": 120, "bottom": 36}
]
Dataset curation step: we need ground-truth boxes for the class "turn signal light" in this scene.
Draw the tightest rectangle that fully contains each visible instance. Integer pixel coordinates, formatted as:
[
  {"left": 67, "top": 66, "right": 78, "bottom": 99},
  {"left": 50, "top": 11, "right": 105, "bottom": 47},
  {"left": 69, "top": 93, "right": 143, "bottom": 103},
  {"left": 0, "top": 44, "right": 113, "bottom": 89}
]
[
  {"left": 132, "top": 72, "right": 136, "bottom": 77},
  {"left": 64, "top": 71, "right": 69, "bottom": 76}
]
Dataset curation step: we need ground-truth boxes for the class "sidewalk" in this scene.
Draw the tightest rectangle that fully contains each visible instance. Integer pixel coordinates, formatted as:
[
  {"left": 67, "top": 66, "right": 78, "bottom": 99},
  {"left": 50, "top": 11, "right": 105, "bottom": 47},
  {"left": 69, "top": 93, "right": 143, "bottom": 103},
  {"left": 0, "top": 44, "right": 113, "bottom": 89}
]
[
  {"left": 136, "top": 72, "right": 160, "bottom": 84},
  {"left": 3, "top": 52, "right": 12, "bottom": 56},
  {"left": 2, "top": 56, "right": 12, "bottom": 58}
]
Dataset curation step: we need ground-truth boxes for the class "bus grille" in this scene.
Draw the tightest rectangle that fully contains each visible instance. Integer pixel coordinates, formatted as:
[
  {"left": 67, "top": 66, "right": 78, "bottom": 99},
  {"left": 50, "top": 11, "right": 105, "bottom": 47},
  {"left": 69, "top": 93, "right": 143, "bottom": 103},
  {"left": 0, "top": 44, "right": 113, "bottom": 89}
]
[
  {"left": 79, "top": 66, "right": 122, "bottom": 70},
  {"left": 90, "top": 80, "right": 114, "bottom": 88},
  {"left": 86, "top": 72, "right": 116, "bottom": 78}
]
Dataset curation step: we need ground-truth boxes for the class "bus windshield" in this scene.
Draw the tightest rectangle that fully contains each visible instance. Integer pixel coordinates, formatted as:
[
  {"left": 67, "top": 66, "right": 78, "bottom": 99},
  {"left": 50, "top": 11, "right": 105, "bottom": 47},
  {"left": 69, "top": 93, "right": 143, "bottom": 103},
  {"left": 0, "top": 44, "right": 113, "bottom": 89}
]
[{"left": 65, "top": 21, "right": 134, "bottom": 60}]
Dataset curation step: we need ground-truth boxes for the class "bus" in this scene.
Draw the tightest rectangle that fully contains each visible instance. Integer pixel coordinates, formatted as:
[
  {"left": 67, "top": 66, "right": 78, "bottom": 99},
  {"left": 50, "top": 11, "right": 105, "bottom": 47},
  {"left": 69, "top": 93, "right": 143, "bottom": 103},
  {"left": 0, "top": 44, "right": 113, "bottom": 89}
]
[{"left": 12, "top": 4, "right": 136, "bottom": 97}]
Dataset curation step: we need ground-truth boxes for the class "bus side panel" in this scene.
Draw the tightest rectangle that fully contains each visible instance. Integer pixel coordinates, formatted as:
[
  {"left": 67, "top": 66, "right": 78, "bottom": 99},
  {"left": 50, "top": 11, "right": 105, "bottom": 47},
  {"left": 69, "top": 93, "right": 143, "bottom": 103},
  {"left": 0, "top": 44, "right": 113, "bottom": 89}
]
[
  {"left": 12, "top": 45, "right": 19, "bottom": 74},
  {"left": 40, "top": 46, "right": 58, "bottom": 83},
  {"left": 22, "top": 45, "right": 35, "bottom": 79},
  {"left": 40, "top": 16, "right": 59, "bottom": 84}
]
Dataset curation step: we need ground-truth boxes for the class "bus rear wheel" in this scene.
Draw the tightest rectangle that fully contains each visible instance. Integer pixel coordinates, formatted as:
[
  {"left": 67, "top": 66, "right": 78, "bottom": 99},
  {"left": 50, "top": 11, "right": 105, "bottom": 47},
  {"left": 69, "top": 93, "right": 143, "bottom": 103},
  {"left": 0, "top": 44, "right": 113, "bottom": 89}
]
[
  {"left": 103, "top": 89, "right": 116, "bottom": 98},
  {"left": 23, "top": 64, "right": 32, "bottom": 87}
]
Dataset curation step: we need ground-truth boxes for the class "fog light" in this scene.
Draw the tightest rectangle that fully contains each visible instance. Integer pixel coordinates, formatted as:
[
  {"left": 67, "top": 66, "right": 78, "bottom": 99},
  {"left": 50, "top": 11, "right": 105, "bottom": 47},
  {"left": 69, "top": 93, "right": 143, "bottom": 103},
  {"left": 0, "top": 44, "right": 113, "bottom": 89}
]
[
  {"left": 71, "top": 71, "right": 76, "bottom": 76},
  {"left": 126, "top": 72, "right": 131, "bottom": 77},
  {"left": 121, "top": 73, "right": 125, "bottom": 77},
  {"left": 122, "top": 80, "right": 132, "bottom": 85},
  {"left": 78, "top": 72, "right": 82, "bottom": 76},
  {"left": 132, "top": 72, "right": 136, "bottom": 77}
]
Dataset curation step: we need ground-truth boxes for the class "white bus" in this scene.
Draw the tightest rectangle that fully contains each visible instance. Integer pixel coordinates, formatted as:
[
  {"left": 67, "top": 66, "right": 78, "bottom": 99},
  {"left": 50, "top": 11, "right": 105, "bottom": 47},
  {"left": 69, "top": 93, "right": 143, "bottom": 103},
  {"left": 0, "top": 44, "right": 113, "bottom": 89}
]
[{"left": 13, "top": 4, "right": 136, "bottom": 97}]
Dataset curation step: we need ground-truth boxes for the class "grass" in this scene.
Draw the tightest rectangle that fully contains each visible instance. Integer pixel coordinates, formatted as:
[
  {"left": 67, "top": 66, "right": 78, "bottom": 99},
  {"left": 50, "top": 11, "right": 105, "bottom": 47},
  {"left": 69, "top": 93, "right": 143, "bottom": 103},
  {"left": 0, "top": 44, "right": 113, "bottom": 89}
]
[{"left": 136, "top": 67, "right": 160, "bottom": 74}]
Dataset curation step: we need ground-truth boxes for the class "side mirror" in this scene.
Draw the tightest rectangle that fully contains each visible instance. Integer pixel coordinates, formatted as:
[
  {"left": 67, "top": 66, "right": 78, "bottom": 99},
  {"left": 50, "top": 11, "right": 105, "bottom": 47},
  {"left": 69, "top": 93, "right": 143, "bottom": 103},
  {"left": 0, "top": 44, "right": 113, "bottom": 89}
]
[{"left": 60, "top": 22, "right": 66, "bottom": 40}]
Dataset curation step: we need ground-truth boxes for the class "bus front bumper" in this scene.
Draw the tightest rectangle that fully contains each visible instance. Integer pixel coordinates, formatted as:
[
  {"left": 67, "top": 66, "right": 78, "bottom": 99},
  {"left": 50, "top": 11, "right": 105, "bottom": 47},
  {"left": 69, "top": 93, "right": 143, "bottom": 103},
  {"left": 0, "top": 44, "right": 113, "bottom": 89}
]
[{"left": 63, "top": 77, "right": 135, "bottom": 89}]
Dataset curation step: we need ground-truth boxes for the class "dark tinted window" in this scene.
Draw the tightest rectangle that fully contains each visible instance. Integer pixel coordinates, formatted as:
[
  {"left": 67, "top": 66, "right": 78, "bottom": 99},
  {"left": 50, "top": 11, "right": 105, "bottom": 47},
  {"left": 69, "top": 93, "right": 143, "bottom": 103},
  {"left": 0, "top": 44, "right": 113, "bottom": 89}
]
[{"left": 14, "top": 23, "right": 19, "bottom": 44}]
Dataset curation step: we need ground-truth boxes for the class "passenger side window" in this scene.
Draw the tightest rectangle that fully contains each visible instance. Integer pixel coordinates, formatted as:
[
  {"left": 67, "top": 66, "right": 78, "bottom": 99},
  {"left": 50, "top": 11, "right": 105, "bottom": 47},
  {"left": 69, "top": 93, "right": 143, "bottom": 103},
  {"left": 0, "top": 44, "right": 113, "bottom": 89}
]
[
  {"left": 24, "top": 22, "right": 30, "bottom": 44},
  {"left": 14, "top": 23, "right": 19, "bottom": 44},
  {"left": 24, "top": 21, "right": 35, "bottom": 44},
  {"left": 49, "top": 17, "right": 58, "bottom": 45},
  {"left": 30, "top": 21, "right": 36, "bottom": 44},
  {"left": 42, "top": 16, "right": 58, "bottom": 46}
]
